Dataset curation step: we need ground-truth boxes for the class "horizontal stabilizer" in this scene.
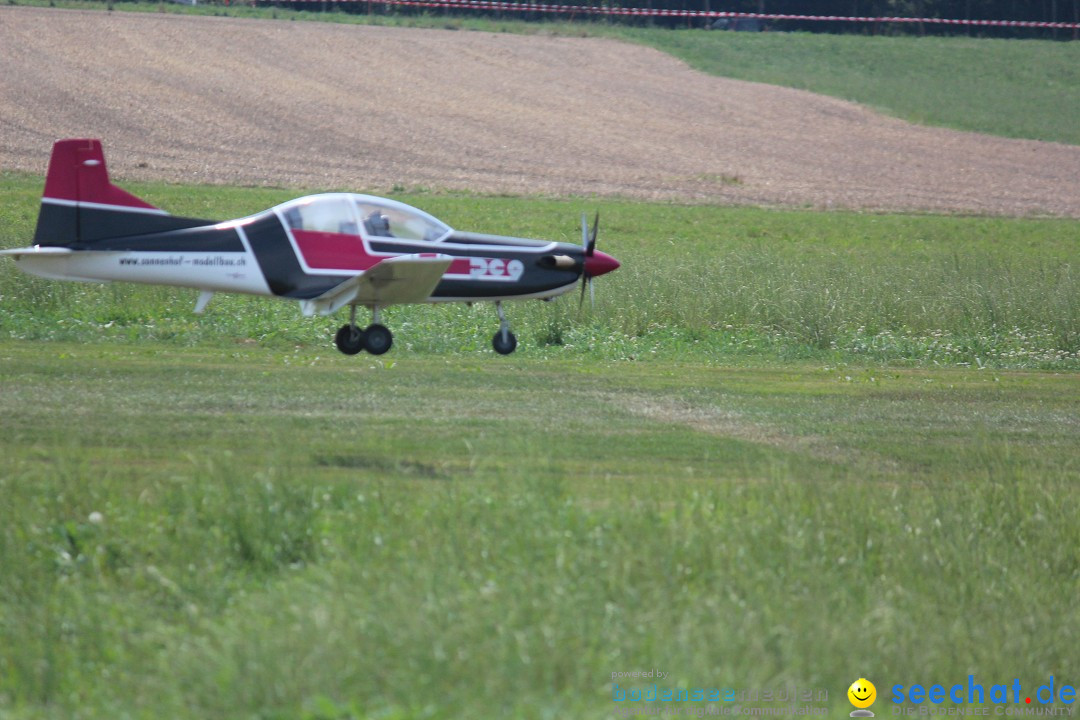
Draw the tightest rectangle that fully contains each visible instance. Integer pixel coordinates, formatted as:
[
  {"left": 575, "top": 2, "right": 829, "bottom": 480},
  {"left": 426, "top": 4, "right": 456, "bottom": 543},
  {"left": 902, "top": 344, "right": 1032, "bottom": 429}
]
[
  {"left": 0, "top": 246, "right": 122, "bottom": 282},
  {"left": 299, "top": 254, "right": 452, "bottom": 317},
  {"left": 0, "top": 246, "right": 75, "bottom": 257}
]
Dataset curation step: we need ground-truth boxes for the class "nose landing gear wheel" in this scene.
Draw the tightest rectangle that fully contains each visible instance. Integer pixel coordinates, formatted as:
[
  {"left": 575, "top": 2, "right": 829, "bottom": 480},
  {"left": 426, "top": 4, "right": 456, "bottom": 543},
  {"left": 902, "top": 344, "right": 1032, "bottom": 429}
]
[
  {"left": 492, "top": 329, "right": 518, "bottom": 355},
  {"left": 335, "top": 324, "right": 365, "bottom": 355},
  {"left": 491, "top": 301, "right": 517, "bottom": 355},
  {"left": 363, "top": 323, "right": 393, "bottom": 355}
]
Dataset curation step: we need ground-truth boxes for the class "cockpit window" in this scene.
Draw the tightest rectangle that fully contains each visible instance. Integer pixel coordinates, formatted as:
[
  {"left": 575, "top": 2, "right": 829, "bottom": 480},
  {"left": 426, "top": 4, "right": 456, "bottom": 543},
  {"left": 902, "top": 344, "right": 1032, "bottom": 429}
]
[
  {"left": 354, "top": 200, "right": 450, "bottom": 242},
  {"left": 282, "top": 196, "right": 359, "bottom": 235},
  {"left": 276, "top": 194, "right": 452, "bottom": 243}
]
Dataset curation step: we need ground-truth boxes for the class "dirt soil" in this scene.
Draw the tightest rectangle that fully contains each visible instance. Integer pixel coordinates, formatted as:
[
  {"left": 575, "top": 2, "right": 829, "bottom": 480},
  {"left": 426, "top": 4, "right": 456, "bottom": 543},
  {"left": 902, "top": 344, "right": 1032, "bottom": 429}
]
[{"left": 3, "top": 6, "right": 1080, "bottom": 216}]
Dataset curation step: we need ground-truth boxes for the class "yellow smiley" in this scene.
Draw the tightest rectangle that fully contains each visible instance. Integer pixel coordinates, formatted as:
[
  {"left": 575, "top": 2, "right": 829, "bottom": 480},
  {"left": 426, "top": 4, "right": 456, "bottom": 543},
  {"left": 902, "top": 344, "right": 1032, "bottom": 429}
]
[{"left": 848, "top": 679, "right": 877, "bottom": 709}]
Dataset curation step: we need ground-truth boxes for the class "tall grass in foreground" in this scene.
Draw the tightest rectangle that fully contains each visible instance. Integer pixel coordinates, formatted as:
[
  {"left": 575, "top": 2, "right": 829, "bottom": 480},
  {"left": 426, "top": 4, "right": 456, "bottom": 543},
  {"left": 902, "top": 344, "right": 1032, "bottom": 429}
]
[
  {"left": 1, "top": 437, "right": 1077, "bottom": 718},
  {"left": 3, "top": 175, "right": 1077, "bottom": 368}
]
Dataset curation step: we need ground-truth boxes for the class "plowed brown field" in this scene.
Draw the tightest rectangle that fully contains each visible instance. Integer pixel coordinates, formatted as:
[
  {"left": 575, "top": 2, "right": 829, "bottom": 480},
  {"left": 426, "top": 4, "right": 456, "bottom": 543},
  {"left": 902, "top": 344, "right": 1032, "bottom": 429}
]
[{"left": 3, "top": 6, "right": 1080, "bottom": 215}]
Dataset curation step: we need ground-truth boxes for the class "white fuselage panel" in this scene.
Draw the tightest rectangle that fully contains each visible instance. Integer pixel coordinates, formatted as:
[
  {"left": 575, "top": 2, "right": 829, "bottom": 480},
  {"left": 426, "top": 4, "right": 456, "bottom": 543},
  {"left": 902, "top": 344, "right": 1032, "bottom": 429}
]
[{"left": 15, "top": 250, "right": 273, "bottom": 296}]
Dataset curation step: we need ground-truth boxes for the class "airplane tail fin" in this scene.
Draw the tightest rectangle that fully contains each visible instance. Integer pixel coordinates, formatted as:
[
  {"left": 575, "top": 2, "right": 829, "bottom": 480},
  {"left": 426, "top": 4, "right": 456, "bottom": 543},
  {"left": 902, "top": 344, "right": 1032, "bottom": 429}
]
[{"left": 33, "top": 139, "right": 206, "bottom": 247}]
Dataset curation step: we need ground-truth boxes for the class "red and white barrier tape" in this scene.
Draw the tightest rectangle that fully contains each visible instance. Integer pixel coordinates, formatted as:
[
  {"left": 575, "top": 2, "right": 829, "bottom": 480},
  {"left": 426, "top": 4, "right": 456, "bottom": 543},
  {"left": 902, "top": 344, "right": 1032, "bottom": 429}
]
[{"left": 268, "top": 0, "right": 1080, "bottom": 29}]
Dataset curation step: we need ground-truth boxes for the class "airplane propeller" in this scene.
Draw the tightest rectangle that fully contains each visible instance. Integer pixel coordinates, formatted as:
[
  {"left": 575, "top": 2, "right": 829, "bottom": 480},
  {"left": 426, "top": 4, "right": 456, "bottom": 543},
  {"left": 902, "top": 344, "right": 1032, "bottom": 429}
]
[{"left": 578, "top": 211, "right": 619, "bottom": 309}]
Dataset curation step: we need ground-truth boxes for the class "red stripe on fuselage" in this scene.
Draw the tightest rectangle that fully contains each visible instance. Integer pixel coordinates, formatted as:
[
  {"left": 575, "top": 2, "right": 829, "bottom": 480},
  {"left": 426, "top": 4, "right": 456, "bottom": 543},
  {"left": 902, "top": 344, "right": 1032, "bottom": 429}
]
[
  {"left": 291, "top": 229, "right": 472, "bottom": 274},
  {"left": 292, "top": 229, "right": 379, "bottom": 271}
]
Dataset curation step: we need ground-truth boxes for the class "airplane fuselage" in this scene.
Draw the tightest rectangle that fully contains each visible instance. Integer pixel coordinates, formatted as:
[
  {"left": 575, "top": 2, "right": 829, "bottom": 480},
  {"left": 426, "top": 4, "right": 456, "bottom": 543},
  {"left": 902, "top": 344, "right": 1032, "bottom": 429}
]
[{"left": 21, "top": 194, "right": 595, "bottom": 305}]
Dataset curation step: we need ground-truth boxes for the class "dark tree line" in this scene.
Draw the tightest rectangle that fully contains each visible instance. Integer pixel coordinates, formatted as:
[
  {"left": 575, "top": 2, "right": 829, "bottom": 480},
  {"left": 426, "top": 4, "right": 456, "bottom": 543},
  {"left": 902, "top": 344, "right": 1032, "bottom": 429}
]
[
  {"left": 671, "top": 0, "right": 1080, "bottom": 36},
  {"left": 272, "top": 0, "right": 1079, "bottom": 37},
  {"left": 724, "top": 0, "right": 1075, "bottom": 24},
  {"left": 728, "top": 0, "right": 1067, "bottom": 19}
]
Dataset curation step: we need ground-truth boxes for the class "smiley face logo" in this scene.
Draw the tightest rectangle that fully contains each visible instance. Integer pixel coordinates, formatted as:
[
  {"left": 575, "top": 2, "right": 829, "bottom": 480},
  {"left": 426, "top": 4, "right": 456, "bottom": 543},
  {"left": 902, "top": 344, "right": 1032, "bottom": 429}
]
[{"left": 848, "top": 678, "right": 877, "bottom": 709}]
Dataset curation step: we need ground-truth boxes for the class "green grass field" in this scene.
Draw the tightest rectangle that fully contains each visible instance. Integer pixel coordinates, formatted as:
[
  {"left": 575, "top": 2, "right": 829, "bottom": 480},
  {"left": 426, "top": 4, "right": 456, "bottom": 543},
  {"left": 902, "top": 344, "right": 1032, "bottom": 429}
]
[
  {"left": 1, "top": 173, "right": 1079, "bottom": 718},
  {"left": 620, "top": 29, "right": 1080, "bottom": 146}
]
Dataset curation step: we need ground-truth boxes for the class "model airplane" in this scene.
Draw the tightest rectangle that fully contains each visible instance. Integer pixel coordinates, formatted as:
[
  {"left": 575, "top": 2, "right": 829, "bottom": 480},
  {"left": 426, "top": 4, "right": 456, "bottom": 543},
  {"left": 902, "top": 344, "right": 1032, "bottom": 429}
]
[{"left": 2, "top": 139, "right": 620, "bottom": 355}]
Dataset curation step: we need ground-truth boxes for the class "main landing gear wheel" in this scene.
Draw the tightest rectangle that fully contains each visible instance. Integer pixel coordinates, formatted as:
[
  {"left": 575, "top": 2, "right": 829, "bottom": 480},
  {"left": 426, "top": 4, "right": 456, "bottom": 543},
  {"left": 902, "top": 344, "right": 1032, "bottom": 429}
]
[
  {"left": 335, "top": 324, "right": 365, "bottom": 355},
  {"left": 335, "top": 306, "right": 393, "bottom": 356},
  {"left": 363, "top": 323, "right": 393, "bottom": 355},
  {"left": 492, "top": 329, "right": 518, "bottom": 355}
]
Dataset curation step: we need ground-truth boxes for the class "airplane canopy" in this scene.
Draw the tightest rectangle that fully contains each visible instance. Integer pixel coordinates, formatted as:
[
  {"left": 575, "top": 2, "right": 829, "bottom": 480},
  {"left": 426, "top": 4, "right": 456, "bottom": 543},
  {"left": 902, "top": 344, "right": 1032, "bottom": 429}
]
[{"left": 275, "top": 194, "right": 452, "bottom": 243}]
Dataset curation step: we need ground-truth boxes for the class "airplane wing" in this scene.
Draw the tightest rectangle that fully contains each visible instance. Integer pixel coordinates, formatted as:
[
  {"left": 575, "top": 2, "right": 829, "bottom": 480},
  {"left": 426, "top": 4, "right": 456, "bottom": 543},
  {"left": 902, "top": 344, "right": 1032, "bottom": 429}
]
[{"left": 299, "top": 254, "right": 452, "bottom": 317}]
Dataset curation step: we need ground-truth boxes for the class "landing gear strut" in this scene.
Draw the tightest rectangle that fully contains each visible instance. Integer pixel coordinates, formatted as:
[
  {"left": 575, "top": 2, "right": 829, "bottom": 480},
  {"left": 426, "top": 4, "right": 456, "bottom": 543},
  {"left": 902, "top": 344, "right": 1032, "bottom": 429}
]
[
  {"left": 334, "top": 305, "right": 393, "bottom": 356},
  {"left": 491, "top": 301, "right": 518, "bottom": 355}
]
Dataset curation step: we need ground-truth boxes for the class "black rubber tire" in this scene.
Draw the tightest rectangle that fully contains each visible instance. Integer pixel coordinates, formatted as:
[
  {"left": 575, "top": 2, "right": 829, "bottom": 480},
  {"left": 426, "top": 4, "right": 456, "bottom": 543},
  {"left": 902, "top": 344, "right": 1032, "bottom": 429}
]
[
  {"left": 334, "top": 325, "right": 365, "bottom": 355},
  {"left": 492, "top": 330, "right": 518, "bottom": 355},
  {"left": 363, "top": 323, "right": 393, "bottom": 355}
]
